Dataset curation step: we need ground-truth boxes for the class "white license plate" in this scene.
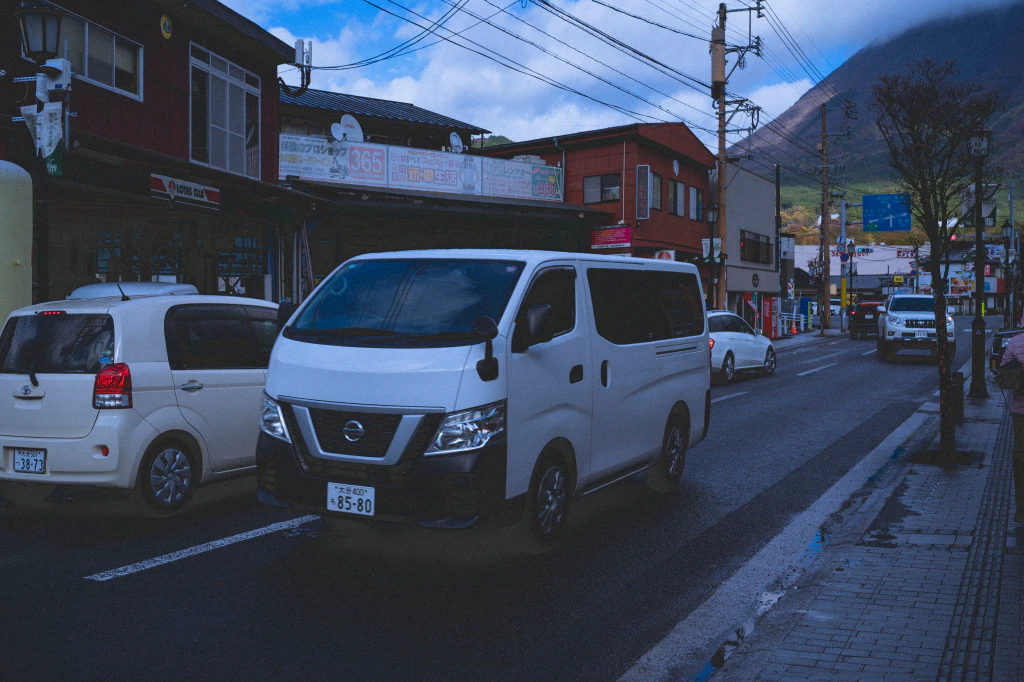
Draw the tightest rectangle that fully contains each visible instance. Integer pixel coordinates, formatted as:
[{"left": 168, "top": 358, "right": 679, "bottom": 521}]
[
  {"left": 326, "top": 482, "right": 375, "bottom": 516},
  {"left": 915, "top": 330, "right": 928, "bottom": 338},
  {"left": 865, "top": 314, "right": 873, "bottom": 320},
  {"left": 12, "top": 449, "right": 46, "bottom": 474}
]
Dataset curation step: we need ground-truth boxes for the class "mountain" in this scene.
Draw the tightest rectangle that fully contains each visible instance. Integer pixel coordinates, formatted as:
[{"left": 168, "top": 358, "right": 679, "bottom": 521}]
[{"left": 738, "top": 1, "right": 1024, "bottom": 190}]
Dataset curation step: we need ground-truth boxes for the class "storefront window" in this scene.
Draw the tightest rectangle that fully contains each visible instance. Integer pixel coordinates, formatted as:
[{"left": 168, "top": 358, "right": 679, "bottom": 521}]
[{"left": 47, "top": 7, "right": 141, "bottom": 98}]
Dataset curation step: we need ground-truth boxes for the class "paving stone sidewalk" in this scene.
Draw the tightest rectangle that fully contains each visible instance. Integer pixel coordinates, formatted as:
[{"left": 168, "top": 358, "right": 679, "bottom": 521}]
[{"left": 715, "top": 373, "right": 1024, "bottom": 681}]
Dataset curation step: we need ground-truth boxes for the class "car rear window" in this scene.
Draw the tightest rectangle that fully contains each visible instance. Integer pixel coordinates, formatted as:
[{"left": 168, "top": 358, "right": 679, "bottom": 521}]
[{"left": 0, "top": 313, "right": 115, "bottom": 375}]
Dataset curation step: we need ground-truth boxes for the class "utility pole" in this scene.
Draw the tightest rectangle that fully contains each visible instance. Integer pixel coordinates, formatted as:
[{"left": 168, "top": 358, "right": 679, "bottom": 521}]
[
  {"left": 1011, "top": 180, "right": 1017, "bottom": 325},
  {"left": 968, "top": 133, "right": 990, "bottom": 399},
  {"left": 713, "top": 3, "right": 728, "bottom": 311},
  {"left": 819, "top": 103, "right": 831, "bottom": 333}
]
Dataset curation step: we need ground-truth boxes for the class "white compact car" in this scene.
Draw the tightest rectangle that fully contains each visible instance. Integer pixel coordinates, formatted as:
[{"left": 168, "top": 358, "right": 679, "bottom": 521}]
[
  {"left": 708, "top": 311, "right": 776, "bottom": 382},
  {"left": 877, "top": 293, "right": 955, "bottom": 362},
  {"left": 257, "top": 250, "right": 711, "bottom": 543},
  {"left": 0, "top": 293, "right": 278, "bottom": 511}
]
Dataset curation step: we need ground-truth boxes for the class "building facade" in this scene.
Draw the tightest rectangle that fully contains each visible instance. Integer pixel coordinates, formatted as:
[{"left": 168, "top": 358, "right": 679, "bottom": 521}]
[
  {"left": 480, "top": 123, "right": 714, "bottom": 272},
  {"left": 1, "top": 0, "right": 296, "bottom": 303}
]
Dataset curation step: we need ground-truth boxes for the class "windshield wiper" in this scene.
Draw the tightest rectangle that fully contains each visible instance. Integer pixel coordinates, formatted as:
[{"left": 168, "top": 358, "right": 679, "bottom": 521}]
[
  {"left": 6, "top": 367, "right": 39, "bottom": 387},
  {"left": 289, "top": 327, "right": 396, "bottom": 337}
]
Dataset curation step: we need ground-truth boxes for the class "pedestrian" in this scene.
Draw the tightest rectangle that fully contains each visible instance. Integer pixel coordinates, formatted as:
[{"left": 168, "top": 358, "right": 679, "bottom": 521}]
[{"left": 998, "top": 315, "right": 1024, "bottom": 523}]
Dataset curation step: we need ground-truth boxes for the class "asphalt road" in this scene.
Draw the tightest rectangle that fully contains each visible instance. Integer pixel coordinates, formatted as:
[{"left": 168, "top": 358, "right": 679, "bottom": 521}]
[{"left": 0, "top": 317, "right": 990, "bottom": 681}]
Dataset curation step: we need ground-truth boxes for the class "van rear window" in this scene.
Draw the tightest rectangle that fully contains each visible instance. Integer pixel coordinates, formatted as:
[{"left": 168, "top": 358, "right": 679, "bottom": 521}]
[{"left": 0, "top": 314, "right": 115, "bottom": 375}]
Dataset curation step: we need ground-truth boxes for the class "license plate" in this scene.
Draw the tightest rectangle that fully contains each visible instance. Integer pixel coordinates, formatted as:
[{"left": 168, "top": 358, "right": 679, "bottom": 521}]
[
  {"left": 915, "top": 330, "right": 928, "bottom": 338},
  {"left": 865, "top": 314, "right": 873, "bottom": 320},
  {"left": 12, "top": 449, "right": 46, "bottom": 474},
  {"left": 326, "top": 482, "right": 375, "bottom": 516}
]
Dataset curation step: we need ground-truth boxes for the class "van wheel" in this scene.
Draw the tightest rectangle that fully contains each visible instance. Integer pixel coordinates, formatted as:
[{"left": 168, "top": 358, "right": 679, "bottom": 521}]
[
  {"left": 527, "top": 453, "right": 571, "bottom": 543},
  {"left": 646, "top": 415, "right": 687, "bottom": 494},
  {"left": 139, "top": 440, "right": 197, "bottom": 513},
  {"left": 722, "top": 353, "right": 735, "bottom": 383}
]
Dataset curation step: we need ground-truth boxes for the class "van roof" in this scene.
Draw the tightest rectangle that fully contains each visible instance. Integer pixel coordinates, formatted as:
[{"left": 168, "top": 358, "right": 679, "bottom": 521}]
[
  {"left": 349, "top": 249, "right": 700, "bottom": 271},
  {"left": 10, "top": 295, "right": 277, "bottom": 317}
]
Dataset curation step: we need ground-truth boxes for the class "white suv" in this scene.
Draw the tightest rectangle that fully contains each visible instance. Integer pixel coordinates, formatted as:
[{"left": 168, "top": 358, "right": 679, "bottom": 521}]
[
  {"left": 0, "top": 293, "right": 278, "bottom": 512},
  {"left": 877, "top": 294, "right": 955, "bottom": 362}
]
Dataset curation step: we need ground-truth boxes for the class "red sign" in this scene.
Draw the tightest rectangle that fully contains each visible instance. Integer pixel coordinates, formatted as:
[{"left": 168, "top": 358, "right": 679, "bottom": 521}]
[
  {"left": 150, "top": 174, "right": 220, "bottom": 210},
  {"left": 591, "top": 226, "right": 631, "bottom": 250},
  {"left": 761, "top": 296, "right": 778, "bottom": 340}
]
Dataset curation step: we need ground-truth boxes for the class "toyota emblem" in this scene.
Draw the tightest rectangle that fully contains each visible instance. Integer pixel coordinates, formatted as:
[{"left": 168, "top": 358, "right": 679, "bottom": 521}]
[
  {"left": 21, "top": 385, "right": 32, "bottom": 396},
  {"left": 343, "top": 420, "right": 365, "bottom": 442}
]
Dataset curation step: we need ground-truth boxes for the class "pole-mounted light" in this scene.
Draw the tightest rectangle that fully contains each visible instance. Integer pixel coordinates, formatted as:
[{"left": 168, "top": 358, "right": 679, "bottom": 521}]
[
  {"left": 705, "top": 204, "right": 719, "bottom": 225},
  {"left": 16, "top": 1, "right": 64, "bottom": 65}
]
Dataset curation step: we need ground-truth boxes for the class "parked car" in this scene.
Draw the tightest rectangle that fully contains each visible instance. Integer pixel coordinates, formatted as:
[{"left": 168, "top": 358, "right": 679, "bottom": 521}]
[
  {"left": 877, "top": 294, "right": 955, "bottom": 362},
  {"left": 708, "top": 311, "right": 776, "bottom": 382},
  {"left": 0, "top": 293, "right": 278, "bottom": 511},
  {"left": 991, "top": 329, "right": 1024, "bottom": 372},
  {"left": 849, "top": 301, "right": 884, "bottom": 339},
  {"left": 257, "top": 251, "right": 710, "bottom": 544}
]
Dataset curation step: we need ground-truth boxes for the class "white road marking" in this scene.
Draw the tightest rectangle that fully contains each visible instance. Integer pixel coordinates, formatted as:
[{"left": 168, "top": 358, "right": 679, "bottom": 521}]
[
  {"left": 711, "top": 392, "right": 748, "bottom": 404},
  {"left": 799, "top": 351, "right": 848, "bottom": 364},
  {"left": 797, "top": 362, "right": 839, "bottom": 377},
  {"left": 862, "top": 349, "right": 877, "bottom": 356},
  {"left": 84, "top": 514, "right": 321, "bottom": 582}
]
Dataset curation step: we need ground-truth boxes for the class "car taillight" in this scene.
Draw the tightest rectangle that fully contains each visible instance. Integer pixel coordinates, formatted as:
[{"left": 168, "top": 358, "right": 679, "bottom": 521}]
[
  {"left": 94, "top": 363, "right": 132, "bottom": 409},
  {"left": 709, "top": 337, "right": 715, "bottom": 350}
]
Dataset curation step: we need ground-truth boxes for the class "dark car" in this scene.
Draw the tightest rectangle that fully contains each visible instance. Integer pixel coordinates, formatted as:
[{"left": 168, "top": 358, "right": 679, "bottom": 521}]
[
  {"left": 849, "top": 301, "right": 884, "bottom": 339},
  {"left": 991, "top": 329, "right": 1024, "bottom": 372}
]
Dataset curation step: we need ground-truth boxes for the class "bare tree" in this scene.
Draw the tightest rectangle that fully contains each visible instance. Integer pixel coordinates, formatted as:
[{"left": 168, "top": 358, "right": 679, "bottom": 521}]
[{"left": 871, "top": 60, "right": 1004, "bottom": 457}]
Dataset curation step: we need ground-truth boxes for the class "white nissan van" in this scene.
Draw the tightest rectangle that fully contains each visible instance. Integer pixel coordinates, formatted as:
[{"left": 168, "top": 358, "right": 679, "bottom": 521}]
[{"left": 257, "top": 251, "right": 710, "bottom": 541}]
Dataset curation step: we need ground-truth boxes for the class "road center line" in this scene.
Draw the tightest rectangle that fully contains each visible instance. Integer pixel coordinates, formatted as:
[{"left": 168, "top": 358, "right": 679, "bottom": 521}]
[
  {"left": 84, "top": 514, "right": 321, "bottom": 582},
  {"left": 797, "top": 362, "right": 838, "bottom": 377},
  {"left": 862, "top": 349, "right": 877, "bottom": 356},
  {"left": 711, "top": 392, "right": 747, "bottom": 404}
]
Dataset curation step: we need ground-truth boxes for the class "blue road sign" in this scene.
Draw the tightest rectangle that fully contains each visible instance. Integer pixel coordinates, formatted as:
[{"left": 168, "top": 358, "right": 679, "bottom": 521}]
[{"left": 863, "top": 193, "right": 911, "bottom": 232}]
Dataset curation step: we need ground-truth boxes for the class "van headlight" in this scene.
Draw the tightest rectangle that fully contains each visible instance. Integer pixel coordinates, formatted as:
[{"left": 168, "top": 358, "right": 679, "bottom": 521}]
[
  {"left": 260, "top": 395, "right": 291, "bottom": 443},
  {"left": 426, "top": 401, "right": 505, "bottom": 455}
]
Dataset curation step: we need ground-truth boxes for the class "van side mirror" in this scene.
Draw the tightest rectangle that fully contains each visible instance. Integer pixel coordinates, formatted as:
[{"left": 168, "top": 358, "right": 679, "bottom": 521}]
[
  {"left": 876, "top": 306, "right": 886, "bottom": 313},
  {"left": 277, "top": 301, "right": 296, "bottom": 330},
  {"left": 473, "top": 316, "right": 500, "bottom": 382},
  {"left": 526, "top": 305, "right": 554, "bottom": 346}
]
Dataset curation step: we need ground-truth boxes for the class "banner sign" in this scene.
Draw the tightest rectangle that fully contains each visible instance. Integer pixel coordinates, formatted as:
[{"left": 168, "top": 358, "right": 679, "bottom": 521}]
[
  {"left": 636, "top": 165, "right": 650, "bottom": 220},
  {"left": 279, "top": 135, "right": 563, "bottom": 202},
  {"left": 591, "top": 226, "right": 631, "bottom": 250},
  {"left": 961, "top": 184, "right": 998, "bottom": 227},
  {"left": 482, "top": 158, "right": 562, "bottom": 201},
  {"left": 21, "top": 102, "right": 64, "bottom": 176},
  {"left": 151, "top": 174, "right": 221, "bottom": 210},
  {"left": 702, "top": 238, "right": 722, "bottom": 263}
]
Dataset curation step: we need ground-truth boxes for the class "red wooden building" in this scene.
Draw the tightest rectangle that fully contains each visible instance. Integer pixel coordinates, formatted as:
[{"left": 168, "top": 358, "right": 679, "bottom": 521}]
[
  {"left": 1, "top": 0, "right": 297, "bottom": 302},
  {"left": 481, "top": 123, "right": 715, "bottom": 271}
]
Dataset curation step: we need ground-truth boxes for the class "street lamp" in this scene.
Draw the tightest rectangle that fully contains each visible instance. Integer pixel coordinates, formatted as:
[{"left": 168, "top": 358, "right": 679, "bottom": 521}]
[
  {"left": 16, "top": 0, "right": 65, "bottom": 305},
  {"left": 705, "top": 204, "right": 719, "bottom": 308},
  {"left": 968, "top": 127, "right": 991, "bottom": 399}
]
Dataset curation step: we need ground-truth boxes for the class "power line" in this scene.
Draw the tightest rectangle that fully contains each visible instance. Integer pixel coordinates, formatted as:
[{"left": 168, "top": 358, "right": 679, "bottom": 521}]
[{"left": 587, "top": 0, "right": 706, "bottom": 41}]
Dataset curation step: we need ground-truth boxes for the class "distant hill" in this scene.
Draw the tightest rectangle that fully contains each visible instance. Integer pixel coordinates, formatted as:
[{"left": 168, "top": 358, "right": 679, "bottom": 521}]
[{"left": 738, "top": 1, "right": 1024, "bottom": 195}]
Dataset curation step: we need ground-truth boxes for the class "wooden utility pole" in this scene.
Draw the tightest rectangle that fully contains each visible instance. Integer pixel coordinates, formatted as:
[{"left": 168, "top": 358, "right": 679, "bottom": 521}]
[
  {"left": 714, "top": 3, "right": 728, "bottom": 310},
  {"left": 819, "top": 103, "right": 831, "bottom": 332}
]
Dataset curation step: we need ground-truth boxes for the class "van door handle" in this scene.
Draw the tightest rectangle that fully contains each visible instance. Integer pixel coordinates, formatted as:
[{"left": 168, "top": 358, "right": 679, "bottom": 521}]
[
  {"left": 179, "top": 382, "right": 204, "bottom": 392},
  {"left": 569, "top": 365, "right": 584, "bottom": 384},
  {"left": 600, "top": 360, "right": 609, "bottom": 387}
]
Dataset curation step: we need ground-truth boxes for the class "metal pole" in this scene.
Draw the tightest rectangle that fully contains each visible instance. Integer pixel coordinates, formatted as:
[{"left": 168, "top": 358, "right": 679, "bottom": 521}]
[
  {"left": 969, "top": 164, "right": 989, "bottom": 398},
  {"left": 1011, "top": 180, "right": 1016, "bottom": 326},
  {"left": 820, "top": 103, "right": 831, "bottom": 333},
  {"left": 715, "top": 3, "right": 728, "bottom": 311}
]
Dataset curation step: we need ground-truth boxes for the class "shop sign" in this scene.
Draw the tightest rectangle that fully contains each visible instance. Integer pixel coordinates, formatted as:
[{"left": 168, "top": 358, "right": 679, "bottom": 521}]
[
  {"left": 21, "top": 102, "right": 63, "bottom": 176},
  {"left": 390, "top": 145, "right": 481, "bottom": 194},
  {"left": 482, "top": 158, "right": 562, "bottom": 201},
  {"left": 654, "top": 249, "right": 675, "bottom": 261},
  {"left": 591, "top": 226, "right": 631, "bottom": 250},
  {"left": 151, "top": 174, "right": 221, "bottom": 210},
  {"left": 279, "top": 135, "right": 388, "bottom": 188}
]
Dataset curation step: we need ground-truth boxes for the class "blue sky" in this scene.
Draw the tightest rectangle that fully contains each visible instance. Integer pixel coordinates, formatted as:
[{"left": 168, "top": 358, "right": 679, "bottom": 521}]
[{"left": 221, "top": 0, "right": 1019, "bottom": 146}]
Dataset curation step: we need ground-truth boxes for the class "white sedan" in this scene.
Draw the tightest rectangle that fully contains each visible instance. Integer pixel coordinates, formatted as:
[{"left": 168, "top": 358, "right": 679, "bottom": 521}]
[{"left": 708, "top": 311, "right": 777, "bottom": 382}]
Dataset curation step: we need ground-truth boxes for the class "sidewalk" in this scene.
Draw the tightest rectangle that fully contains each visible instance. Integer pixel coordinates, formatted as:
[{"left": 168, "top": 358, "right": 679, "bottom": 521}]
[{"left": 714, "top": 371, "right": 1023, "bottom": 681}]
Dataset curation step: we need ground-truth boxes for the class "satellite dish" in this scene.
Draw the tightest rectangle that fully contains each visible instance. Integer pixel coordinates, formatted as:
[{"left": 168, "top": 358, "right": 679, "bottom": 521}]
[
  {"left": 331, "top": 114, "right": 364, "bottom": 142},
  {"left": 449, "top": 132, "right": 464, "bottom": 154}
]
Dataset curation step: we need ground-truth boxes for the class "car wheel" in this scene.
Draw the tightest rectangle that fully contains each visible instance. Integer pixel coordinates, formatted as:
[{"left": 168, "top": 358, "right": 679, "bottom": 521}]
[
  {"left": 760, "top": 347, "right": 777, "bottom": 376},
  {"left": 139, "top": 440, "right": 197, "bottom": 513},
  {"left": 646, "top": 414, "right": 688, "bottom": 494},
  {"left": 527, "top": 453, "right": 571, "bottom": 543},
  {"left": 722, "top": 352, "right": 735, "bottom": 383}
]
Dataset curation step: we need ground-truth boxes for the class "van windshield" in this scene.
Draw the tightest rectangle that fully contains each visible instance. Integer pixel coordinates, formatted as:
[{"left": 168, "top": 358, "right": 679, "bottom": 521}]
[
  {"left": 0, "top": 314, "right": 115, "bottom": 375},
  {"left": 889, "top": 298, "right": 934, "bottom": 313},
  {"left": 285, "top": 259, "right": 525, "bottom": 347}
]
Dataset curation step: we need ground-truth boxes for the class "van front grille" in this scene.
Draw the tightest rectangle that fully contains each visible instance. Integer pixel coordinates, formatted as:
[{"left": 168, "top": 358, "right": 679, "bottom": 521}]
[{"left": 307, "top": 409, "right": 401, "bottom": 458}]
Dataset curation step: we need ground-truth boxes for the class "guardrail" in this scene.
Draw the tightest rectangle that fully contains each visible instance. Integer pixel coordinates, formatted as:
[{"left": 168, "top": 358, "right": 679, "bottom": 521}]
[{"left": 780, "top": 313, "right": 810, "bottom": 332}]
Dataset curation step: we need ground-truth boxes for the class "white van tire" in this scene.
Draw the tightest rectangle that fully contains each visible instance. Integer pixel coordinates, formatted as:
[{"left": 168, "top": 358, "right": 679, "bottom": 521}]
[
  {"left": 527, "top": 452, "right": 571, "bottom": 543},
  {"left": 0, "top": 481, "right": 57, "bottom": 507},
  {"left": 138, "top": 440, "right": 197, "bottom": 514},
  {"left": 646, "top": 413, "right": 687, "bottom": 494}
]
